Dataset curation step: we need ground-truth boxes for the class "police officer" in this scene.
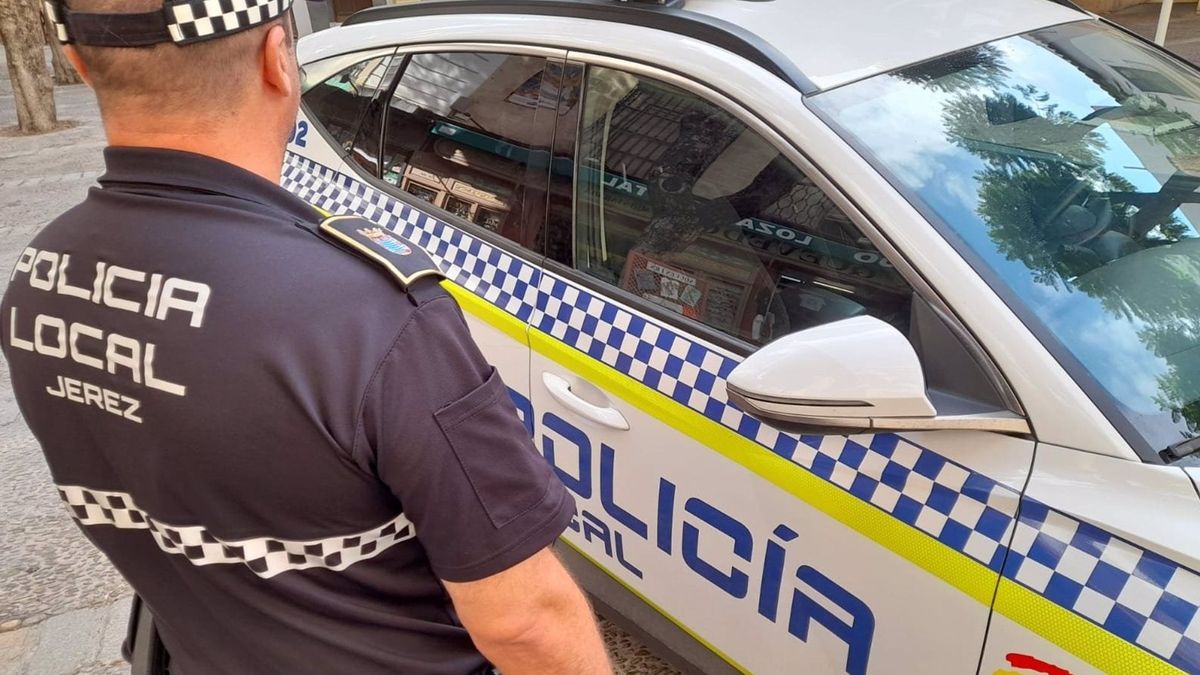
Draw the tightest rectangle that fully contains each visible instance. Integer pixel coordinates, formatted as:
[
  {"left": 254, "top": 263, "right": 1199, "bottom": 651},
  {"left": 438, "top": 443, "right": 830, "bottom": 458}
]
[{"left": 2, "top": 1, "right": 612, "bottom": 673}]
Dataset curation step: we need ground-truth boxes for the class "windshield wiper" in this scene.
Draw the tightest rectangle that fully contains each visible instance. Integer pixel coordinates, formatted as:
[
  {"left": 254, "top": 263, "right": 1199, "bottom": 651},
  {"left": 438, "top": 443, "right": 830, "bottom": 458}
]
[{"left": 1162, "top": 436, "right": 1200, "bottom": 462}]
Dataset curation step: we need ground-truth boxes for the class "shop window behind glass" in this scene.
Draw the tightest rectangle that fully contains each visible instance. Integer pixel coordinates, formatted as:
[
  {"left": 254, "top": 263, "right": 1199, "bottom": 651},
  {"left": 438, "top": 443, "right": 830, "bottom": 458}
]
[
  {"left": 569, "top": 66, "right": 913, "bottom": 347},
  {"left": 302, "top": 53, "right": 397, "bottom": 174},
  {"left": 380, "top": 52, "right": 559, "bottom": 251}
]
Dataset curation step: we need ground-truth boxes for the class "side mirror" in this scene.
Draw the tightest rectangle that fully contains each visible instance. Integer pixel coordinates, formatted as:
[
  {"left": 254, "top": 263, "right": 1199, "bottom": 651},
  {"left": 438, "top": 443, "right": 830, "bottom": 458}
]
[{"left": 726, "top": 316, "right": 1029, "bottom": 435}]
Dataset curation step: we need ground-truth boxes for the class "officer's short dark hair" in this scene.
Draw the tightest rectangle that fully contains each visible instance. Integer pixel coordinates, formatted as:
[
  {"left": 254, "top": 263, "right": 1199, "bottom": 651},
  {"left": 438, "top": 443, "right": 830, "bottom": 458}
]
[{"left": 68, "top": 0, "right": 292, "bottom": 115}]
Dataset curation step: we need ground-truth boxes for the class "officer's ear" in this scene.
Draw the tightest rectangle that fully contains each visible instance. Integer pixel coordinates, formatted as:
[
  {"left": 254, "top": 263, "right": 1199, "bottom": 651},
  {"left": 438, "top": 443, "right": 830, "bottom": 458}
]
[
  {"left": 63, "top": 46, "right": 93, "bottom": 88},
  {"left": 260, "top": 23, "right": 295, "bottom": 100}
]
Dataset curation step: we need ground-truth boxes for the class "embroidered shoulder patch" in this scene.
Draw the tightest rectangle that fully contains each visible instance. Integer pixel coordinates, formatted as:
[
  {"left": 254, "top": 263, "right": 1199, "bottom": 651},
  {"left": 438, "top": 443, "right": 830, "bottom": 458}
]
[{"left": 318, "top": 215, "right": 444, "bottom": 290}]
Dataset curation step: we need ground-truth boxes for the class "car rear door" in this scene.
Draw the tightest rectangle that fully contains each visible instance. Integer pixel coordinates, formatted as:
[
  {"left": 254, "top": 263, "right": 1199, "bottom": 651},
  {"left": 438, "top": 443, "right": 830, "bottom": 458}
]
[{"left": 525, "top": 54, "right": 1038, "bottom": 675}]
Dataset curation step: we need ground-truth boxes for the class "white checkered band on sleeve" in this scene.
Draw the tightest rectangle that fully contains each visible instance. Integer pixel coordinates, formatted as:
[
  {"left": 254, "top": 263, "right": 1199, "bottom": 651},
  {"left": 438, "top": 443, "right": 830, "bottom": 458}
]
[
  {"left": 58, "top": 485, "right": 416, "bottom": 578},
  {"left": 167, "top": 0, "right": 292, "bottom": 44}
]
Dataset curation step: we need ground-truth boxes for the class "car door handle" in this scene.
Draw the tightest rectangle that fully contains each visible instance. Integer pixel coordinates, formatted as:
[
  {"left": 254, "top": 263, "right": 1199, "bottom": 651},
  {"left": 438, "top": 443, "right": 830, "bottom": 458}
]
[{"left": 541, "top": 372, "right": 630, "bottom": 431}]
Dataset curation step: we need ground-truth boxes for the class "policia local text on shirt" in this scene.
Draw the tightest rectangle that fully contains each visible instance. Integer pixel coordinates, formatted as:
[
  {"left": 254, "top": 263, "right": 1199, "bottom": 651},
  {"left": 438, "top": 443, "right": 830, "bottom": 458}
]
[
  {"left": 2, "top": 1, "right": 612, "bottom": 674},
  {"left": 8, "top": 247, "right": 206, "bottom": 422}
]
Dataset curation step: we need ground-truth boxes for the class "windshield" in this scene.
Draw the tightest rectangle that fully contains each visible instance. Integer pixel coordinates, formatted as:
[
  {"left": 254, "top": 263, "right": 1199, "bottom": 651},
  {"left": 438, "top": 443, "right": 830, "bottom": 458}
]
[{"left": 811, "top": 21, "right": 1200, "bottom": 458}]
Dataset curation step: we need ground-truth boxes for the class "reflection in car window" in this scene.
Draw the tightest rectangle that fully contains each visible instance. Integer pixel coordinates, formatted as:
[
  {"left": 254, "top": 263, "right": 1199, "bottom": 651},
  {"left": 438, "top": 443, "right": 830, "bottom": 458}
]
[
  {"left": 379, "top": 53, "right": 559, "bottom": 249},
  {"left": 302, "top": 53, "right": 397, "bottom": 174},
  {"left": 812, "top": 21, "right": 1200, "bottom": 455},
  {"left": 565, "top": 66, "right": 911, "bottom": 347}
]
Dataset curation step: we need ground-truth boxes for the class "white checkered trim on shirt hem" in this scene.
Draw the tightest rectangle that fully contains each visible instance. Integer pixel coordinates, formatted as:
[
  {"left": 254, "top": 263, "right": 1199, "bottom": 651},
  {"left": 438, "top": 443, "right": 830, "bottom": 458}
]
[{"left": 59, "top": 485, "right": 414, "bottom": 579}]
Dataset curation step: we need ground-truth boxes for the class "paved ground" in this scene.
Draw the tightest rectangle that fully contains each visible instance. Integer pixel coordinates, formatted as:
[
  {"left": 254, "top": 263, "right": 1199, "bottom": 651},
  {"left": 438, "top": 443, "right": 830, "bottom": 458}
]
[
  {"left": 0, "top": 50, "right": 675, "bottom": 674},
  {"left": 0, "top": 48, "right": 129, "bottom": 675}
]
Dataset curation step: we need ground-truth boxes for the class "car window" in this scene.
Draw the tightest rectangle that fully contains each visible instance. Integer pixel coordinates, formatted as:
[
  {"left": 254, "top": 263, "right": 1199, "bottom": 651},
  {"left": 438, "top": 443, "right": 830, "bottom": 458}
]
[
  {"left": 302, "top": 52, "right": 398, "bottom": 174},
  {"left": 379, "top": 52, "right": 559, "bottom": 252},
  {"left": 562, "top": 65, "right": 912, "bottom": 347},
  {"left": 810, "top": 20, "right": 1200, "bottom": 457}
]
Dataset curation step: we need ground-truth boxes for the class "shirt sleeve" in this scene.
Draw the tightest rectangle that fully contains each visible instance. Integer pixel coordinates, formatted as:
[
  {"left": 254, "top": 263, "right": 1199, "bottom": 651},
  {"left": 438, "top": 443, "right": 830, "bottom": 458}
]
[{"left": 357, "top": 294, "right": 575, "bottom": 582}]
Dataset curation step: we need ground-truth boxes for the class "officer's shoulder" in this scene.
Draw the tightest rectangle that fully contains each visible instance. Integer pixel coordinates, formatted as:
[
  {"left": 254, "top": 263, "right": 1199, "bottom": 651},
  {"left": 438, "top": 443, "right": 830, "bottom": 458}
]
[{"left": 308, "top": 213, "right": 445, "bottom": 296}]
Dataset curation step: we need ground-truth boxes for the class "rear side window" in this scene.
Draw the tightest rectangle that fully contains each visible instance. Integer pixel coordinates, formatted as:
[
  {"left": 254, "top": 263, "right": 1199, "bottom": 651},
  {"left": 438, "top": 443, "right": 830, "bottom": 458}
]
[
  {"left": 378, "top": 52, "right": 559, "bottom": 252},
  {"left": 559, "top": 65, "right": 913, "bottom": 347},
  {"left": 302, "top": 52, "right": 398, "bottom": 174}
]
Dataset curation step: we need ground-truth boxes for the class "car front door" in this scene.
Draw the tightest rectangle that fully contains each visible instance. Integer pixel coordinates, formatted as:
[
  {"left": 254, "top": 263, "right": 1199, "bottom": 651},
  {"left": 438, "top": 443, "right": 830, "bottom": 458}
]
[{"left": 524, "top": 55, "right": 1038, "bottom": 675}]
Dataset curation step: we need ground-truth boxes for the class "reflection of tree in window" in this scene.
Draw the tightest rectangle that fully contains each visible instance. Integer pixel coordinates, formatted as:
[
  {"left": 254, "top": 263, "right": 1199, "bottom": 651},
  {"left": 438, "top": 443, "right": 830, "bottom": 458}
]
[{"left": 880, "top": 27, "right": 1200, "bottom": 443}]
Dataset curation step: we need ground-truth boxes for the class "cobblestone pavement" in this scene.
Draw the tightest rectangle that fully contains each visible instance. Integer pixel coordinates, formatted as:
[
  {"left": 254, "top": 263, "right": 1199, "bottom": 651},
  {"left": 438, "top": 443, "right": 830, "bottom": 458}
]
[{"left": 0, "top": 52, "right": 677, "bottom": 674}]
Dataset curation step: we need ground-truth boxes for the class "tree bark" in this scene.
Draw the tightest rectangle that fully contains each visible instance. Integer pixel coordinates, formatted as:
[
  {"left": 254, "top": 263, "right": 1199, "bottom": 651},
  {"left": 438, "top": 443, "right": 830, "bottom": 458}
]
[
  {"left": 43, "top": 12, "right": 81, "bottom": 85},
  {"left": 0, "top": 0, "right": 57, "bottom": 133}
]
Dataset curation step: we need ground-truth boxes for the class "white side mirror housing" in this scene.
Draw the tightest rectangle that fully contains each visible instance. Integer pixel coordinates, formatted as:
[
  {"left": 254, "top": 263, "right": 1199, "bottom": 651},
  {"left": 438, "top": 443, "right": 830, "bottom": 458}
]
[{"left": 727, "top": 316, "right": 1028, "bottom": 434}]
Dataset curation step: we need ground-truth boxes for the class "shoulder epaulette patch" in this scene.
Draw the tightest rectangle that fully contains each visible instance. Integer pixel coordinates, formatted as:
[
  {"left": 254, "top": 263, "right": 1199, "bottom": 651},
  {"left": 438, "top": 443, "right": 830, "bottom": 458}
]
[{"left": 318, "top": 215, "right": 445, "bottom": 290}]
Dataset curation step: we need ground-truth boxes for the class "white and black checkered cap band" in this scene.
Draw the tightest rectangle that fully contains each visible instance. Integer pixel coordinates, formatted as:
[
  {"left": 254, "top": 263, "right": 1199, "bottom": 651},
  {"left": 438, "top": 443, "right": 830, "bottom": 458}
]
[
  {"left": 42, "top": 0, "right": 292, "bottom": 46},
  {"left": 59, "top": 485, "right": 416, "bottom": 578},
  {"left": 167, "top": 0, "right": 292, "bottom": 44}
]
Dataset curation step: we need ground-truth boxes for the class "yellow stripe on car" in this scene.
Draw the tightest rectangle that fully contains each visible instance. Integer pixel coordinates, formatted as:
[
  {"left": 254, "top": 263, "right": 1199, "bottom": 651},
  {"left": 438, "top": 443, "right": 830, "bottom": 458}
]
[{"left": 446, "top": 275, "right": 1175, "bottom": 675}]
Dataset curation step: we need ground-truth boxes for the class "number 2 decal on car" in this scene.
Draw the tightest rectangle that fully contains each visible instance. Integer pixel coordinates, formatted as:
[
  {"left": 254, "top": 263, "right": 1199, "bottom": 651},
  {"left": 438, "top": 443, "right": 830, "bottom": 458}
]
[{"left": 289, "top": 120, "right": 309, "bottom": 148}]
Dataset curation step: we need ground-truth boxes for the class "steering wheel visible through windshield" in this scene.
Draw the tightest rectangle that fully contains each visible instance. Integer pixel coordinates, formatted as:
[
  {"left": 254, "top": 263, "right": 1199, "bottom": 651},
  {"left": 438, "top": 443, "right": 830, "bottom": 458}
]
[{"left": 811, "top": 20, "right": 1200, "bottom": 460}]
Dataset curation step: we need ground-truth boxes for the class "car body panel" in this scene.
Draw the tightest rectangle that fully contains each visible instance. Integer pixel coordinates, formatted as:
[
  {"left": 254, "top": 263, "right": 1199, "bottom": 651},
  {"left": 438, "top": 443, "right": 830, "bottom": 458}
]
[
  {"left": 282, "top": 144, "right": 1030, "bottom": 673},
  {"left": 983, "top": 443, "right": 1200, "bottom": 674},
  {"left": 297, "top": 15, "right": 1136, "bottom": 460},
  {"left": 683, "top": 0, "right": 1087, "bottom": 90},
  {"left": 524, "top": 264, "right": 1035, "bottom": 673},
  {"left": 283, "top": 8, "right": 1200, "bottom": 674}
]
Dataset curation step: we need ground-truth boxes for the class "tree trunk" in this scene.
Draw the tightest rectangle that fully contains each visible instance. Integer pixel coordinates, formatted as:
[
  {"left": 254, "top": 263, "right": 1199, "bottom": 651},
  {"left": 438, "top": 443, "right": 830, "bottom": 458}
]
[
  {"left": 43, "top": 12, "right": 80, "bottom": 85},
  {"left": 0, "top": 0, "right": 57, "bottom": 133}
]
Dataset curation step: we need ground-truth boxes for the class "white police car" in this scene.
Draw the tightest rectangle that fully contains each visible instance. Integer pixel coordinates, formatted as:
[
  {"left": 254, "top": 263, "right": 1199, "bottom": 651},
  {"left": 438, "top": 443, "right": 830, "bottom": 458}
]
[{"left": 285, "top": 1, "right": 1200, "bottom": 672}]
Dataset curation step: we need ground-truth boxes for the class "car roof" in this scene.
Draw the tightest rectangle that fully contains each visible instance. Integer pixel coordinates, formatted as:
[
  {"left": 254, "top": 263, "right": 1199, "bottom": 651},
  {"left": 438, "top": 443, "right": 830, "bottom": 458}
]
[
  {"left": 340, "top": 0, "right": 1089, "bottom": 92},
  {"left": 682, "top": 0, "right": 1087, "bottom": 90}
]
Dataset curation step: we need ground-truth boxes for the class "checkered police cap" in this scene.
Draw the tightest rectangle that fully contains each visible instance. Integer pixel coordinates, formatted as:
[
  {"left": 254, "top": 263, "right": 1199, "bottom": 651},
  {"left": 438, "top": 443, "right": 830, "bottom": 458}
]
[{"left": 44, "top": 0, "right": 294, "bottom": 47}]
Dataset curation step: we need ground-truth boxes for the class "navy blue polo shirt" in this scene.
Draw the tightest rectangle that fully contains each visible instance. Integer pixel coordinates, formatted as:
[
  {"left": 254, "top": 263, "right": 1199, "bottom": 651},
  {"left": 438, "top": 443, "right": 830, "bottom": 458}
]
[{"left": 1, "top": 147, "right": 574, "bottom": 674}]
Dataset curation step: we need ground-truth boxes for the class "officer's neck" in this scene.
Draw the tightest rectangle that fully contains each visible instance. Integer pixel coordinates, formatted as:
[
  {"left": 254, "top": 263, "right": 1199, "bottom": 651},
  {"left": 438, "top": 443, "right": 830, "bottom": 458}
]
[{"left": 103, "top": 124, "right": 286, "bottom": 185}]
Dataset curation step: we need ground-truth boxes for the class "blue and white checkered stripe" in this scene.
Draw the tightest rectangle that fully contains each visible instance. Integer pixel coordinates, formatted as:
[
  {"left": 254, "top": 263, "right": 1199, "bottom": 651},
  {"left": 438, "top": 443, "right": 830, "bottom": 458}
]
[
  {"left": 531, "top": 273, "right": 1020, "bottom": 572},
  {"left": 1005, "top": 499, "right": 1200, "bottom": 671},
  {"left": 282, "top": 155, "right": 1200, "bottom": 666},
  {"left": 283, "top": 154, "right": 1017, "bottom": 566},
  {"left": 285, "top": 157, "right": 538, "bottom": 322}
]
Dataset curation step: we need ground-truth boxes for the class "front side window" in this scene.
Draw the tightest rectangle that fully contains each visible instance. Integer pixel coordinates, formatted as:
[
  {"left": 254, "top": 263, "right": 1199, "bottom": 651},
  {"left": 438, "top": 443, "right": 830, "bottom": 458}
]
[
  {"left": 379, "top": 52, "right": 559, "bottom": 250},
  {"left": 812, "top": 21, "right": 1200, "bottom": 456},
  {"left": 301, "top": 52, "right": 397, "bottom": 173},
  {"left": 565, "top": 66, "right": 912, "bottom": 347}
]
